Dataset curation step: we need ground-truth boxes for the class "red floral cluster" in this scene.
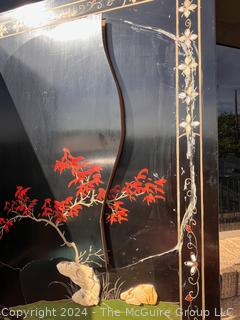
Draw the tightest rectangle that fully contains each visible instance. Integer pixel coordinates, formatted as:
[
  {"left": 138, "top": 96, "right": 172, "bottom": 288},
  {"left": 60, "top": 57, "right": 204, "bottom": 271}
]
[
  {"left": 40, "top": 148, "right": 106, "bottom": 223},
  {"left": 0, "top": 149, "right": 167, "bottom": 239},
  {"left": 106, "top": 201, "right": 129, "bottom": 225},
  {"left": 41, "top": 197, "right": 82, "bottom": 224},
  {"left": 0, "top": 186, "right": 38, "bottom": 238},
  {"left": 0, "top": 218, "right": 13, "bottom": 237},
  {"left": 54, "top": 148, "right": 104, "bottom": 198},
  {"left": 8, "top": 186, "right": 39, "bottom": 216},
  {"left": 106, "top": 168, "right": 167, "bottom": 224}
]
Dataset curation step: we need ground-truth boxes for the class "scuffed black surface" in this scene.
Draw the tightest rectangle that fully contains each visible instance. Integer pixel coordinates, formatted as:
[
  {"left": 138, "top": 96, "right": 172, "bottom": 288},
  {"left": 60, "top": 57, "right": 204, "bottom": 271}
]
[
  {"left": 20, "top": 258, "right": 71, "bottom": 304},
  {"left": 107, "top": 250, "right": 179, "bottom": 302},
  {"left": 0, "top": 263, "right": 24, "bottom": 307}
]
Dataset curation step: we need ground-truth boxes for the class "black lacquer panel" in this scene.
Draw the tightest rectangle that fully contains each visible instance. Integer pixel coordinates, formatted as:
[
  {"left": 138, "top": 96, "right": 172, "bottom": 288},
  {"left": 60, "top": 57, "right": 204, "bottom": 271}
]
[
  {"left": 0, "top": 15, "right": 121, "bottom": 305},
  {"left": 104, "top": 4, "right": 177, "bottom": 269},
  {"left": 202, "top": 0, "right": 220, "bottom": 317},
  {"left": 0, "top": 0, "right": 220, "bottom": 318}
]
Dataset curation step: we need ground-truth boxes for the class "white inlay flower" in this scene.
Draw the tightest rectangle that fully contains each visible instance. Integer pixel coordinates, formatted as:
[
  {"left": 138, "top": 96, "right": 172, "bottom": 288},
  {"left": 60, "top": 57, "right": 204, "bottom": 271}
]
[
  {"left": 179, "top": 86, "right": 198, "bottom": 105},
  {"left": 179, "top": 0, "right": 197, "bottom": 18},
  {"left": 180, "top": 114, "right": 200, "bottom": 136},
  {"left": 179, "top": 28, "right": 198, "bottom": 48},
  {"left": 14, "top": 20, "right": 24, "bottom": 33},
  {"left": 179, "top": 56, "right": 198, "bottom": 77},
  {"left": 0, "top": 24, "right": 7, "bottom": 37},
  {"left": 185, "top": 252, "right": 198, "bottom": 276}
]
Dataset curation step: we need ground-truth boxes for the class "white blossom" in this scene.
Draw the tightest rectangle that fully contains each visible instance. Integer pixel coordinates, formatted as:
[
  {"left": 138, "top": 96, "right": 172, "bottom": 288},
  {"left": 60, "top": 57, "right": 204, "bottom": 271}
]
[
  {"left": 184, "top": 252, "right": 198, "bottom": 276},
  {"left": 179, "top": 28, "right": 198, "bottom": 48},
  {"left": 179, "top": 0, "right": 197, "bottom": 18}
]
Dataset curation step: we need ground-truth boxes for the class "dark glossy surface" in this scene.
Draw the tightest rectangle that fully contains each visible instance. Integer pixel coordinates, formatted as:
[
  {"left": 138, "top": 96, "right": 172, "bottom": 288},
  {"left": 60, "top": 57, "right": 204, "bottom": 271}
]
[
  {"left": 0, "top": 0, "right": 220, "bottom": 316},
  {"left": 202, "top": 0, "right": 220, "bottom": 316},
  {"left": 104, "top": 2, "right": 177, "bottom": 268},
  {"left": 0, "top": 15, "right": 121, "bottom": 305}
]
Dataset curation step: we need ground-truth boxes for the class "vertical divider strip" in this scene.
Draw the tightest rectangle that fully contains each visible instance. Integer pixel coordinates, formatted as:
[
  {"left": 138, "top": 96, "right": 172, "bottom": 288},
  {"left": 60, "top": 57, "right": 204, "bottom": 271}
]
[{"left": 99, "top": 18, "right": 126, "bottom": 269}]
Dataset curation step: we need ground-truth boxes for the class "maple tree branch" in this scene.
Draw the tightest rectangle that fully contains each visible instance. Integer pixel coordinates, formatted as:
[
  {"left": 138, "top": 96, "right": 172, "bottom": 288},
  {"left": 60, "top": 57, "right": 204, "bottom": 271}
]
[
  {"left": 106, "top": 190, "right": 146, "bottom": 204},
  {"left": 71, "top": 190, "right": 103, "bottom": 209},
  {"left": 0, "top": 149, "right": 167, "bottom": 273},
  {"left": 79, "top": 246, "right": 105, "bottom": 268},
  {"left": 9, "top": 212, "right": 80, "bottom": 262}
]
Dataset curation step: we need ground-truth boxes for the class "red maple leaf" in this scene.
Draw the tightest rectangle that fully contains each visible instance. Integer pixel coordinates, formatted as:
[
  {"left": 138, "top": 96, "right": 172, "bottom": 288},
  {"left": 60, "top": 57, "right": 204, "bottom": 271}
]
[
  {"left": 144, "top": 183, "right": 156, "bottom": 194},
  {"left": 106, "top": 213, "right": 117, "bottom": 225},
  {"left": 15, "top": 203, "right": 25, "bottom": 212},
  {"left": 113, "top": 201, "right": 124, "bottom": 211},
  {"left": 54, "top": 160, "right": 70, "bottom": 174},
  {"left": 3, "top": 219, "right": 14, "bottom": 233},
  {"left": 4, "top": 202, "right": 10, "bottom": 211},
  {"left": 155, "top": 178, "right": 167, "bottom": 186},
  {"left": 63, "top": 197, "right": 73, "bottom": 205},
  {"left": 63, "top": 147, "right": 70, "bottom": 154},
  {"left": 41, "top": 199, "right": 53, "bottom": 217},
  {"left": 91, "top": 173, "right": 102, "bottom": 186},
  {"left": 115, "top": 210, "right": 128, "bottom": 224},
  {"left": 96, "top": 188, "right": 106, "bottom": 201},
  {"left": 154, "top": 186, "right": 165, "bottom": 195},
  {"left": 68, "top": 204, "right": 82, "bottom": 218},
  {"left": 122, "top": 182, "right": 136, "bottom": 200},
  {"left": 15, "top": 186, "right": 31, "bottom": 200},
  {"left": 143, "top": 194, "right": 156, "bottom": 205},
  {"left": 88, "top": 165, "right": 102, "bottom": 175},
  {"left": 55, "top": 212, "right": 68, "bottom": 224},
  {"left": 135, "top": 168, "right": 148, "bottom": 180}
]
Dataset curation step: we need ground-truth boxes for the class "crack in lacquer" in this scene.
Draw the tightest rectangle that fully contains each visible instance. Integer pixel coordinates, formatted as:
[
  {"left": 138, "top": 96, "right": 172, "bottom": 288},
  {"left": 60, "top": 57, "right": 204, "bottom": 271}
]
[
  {"left": 122, "top": 19, "right": 177, "bottom": 41},
  {"left": 115, "top": 19, "right": 199, "bottom": 270},
  {"left": 0, "top": 260, "right": 21, "bottom": 271}
]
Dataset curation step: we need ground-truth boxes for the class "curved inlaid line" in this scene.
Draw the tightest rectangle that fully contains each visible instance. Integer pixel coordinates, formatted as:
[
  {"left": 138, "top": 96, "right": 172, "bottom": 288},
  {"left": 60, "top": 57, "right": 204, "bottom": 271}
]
[
  {"left": 0, "top": 0, "right": 152, "bottom": 41},
  {"left": 99, "top": 19, "right": 126, "bottom": 269}
]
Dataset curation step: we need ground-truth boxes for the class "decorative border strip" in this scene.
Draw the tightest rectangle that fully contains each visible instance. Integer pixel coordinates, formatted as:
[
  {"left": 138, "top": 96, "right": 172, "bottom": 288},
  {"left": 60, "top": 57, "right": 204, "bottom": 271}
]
[
  {"left": 177, "top": 0, "right": 204, "bottom": 319},
  {"left": 0, "top": 0, "right": 205, "bottom": 317},
  {"left": 198, "top": 0, "right": 205, "bottom": 316},
  {"left": 0, "top": 0, "right": 152, "bottom": 39}
]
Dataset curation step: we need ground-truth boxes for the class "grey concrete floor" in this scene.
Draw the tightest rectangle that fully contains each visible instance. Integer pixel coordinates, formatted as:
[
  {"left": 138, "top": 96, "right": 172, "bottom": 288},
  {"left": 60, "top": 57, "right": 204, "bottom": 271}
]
[
  {"left": 220, "top": 230, "right": 240, "bottom": 320},
  {"left": 220, "top": 231, "right": 240, "bottom": 270}
]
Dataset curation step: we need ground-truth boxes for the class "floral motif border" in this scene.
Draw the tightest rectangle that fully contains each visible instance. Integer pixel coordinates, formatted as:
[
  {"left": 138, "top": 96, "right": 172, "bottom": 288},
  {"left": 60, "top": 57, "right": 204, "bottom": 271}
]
[
  {"left": 0, "top": 0, "right": 205, "bottom": 317},
  {"left": 0, "top": 0, "right": 152, "bottom": 39},
  {"left": 177, "top": 0, "right": 204, "bottom": 319}
]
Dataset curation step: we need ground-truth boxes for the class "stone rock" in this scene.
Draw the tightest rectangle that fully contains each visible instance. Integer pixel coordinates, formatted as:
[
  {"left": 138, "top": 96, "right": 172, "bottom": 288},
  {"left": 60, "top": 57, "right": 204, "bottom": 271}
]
[
  {"left": 57, "top": 261, "right": 100, "bottom": 306},
  {"left": 72, "top": 288, "right": 99, "bottom": 306},
  {"left": 120, "top": 284, "right": 158, "bottom": 305}
]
